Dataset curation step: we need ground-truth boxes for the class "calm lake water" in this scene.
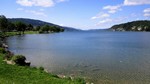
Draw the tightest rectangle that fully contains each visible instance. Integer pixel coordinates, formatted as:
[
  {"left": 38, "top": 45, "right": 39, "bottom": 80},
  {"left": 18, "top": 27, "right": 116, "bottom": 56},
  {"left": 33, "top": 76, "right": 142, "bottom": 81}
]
[{"left": 6, "top": 31, "right": 150, "bottom": 84}]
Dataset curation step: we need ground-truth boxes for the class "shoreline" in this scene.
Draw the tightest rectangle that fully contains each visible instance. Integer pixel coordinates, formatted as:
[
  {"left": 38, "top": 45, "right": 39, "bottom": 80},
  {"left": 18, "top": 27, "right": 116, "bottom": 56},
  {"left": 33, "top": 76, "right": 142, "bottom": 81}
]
[{"left": 0, "top": 33, "right": 87, "bottom": 84}]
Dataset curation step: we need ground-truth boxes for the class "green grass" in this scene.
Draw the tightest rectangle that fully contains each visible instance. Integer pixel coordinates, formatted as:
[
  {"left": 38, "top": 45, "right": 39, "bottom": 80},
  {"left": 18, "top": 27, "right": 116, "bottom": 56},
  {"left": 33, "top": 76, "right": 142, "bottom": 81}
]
[
  {"left": 0, "top": 53, "right": 85, "bottom": 84},
  {"left": 6, "top": 31, "right": 38, "bottom": 35},
  {"left": 23, "top": 31, "right": 38, "bottom": 34},
  {"left": 0, "top": 31, "right": 38, "bottom": 38}
]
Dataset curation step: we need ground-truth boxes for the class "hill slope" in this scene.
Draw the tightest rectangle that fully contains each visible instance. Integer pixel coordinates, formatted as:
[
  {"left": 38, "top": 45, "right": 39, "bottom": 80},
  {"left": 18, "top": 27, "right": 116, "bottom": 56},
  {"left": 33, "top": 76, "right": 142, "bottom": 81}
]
[
  {"left": 8, "top": 18, "right": 56, "bottom": 26},
  {"left": 63, "top": 26, "right": 83, "bottom": 32},
  {"left": 8, "top": 18, "right": 81, "bottom": 32},
  {"left": 110, "top": 20, "right": 150, "bottom": 31}
]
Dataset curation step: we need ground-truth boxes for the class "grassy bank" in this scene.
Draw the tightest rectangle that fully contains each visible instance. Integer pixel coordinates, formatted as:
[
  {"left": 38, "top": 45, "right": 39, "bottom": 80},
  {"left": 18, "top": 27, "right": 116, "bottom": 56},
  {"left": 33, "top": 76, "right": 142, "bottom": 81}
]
[
  {"left": 0, "top": 49, "right": 85, "bottom": 84},
  {"left": 0, "top": 31, "right": 38, "bottom": 38}
]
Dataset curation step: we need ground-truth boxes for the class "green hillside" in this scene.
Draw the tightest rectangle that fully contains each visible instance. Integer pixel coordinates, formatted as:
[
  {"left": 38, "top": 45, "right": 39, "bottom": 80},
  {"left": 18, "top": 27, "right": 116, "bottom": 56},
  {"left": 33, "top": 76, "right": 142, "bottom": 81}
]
[{"left": 110, "top": 20, "right": 150, "bottom": 31}]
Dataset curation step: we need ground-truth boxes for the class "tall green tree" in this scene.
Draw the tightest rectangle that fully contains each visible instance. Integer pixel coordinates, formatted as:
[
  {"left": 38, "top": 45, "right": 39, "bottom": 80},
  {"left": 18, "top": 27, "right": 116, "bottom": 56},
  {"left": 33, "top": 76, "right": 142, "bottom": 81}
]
[
  {"left": 14, "top": 21, "right": 27, "bottom": 34},
  {"left": 27, "top": 24, "right": 33, "bottom": 30},
  {"left": 7, "top": 22, "right": 15, "bottom": 31},
  {"left": 40, "top": 25, "right": 50, "bottom": 33},
  {"left": 35, "top": 26, "right": 41, "bottom": 31},
  {"left": 0, "top": 15, "right": 8, "bottom": 33}
]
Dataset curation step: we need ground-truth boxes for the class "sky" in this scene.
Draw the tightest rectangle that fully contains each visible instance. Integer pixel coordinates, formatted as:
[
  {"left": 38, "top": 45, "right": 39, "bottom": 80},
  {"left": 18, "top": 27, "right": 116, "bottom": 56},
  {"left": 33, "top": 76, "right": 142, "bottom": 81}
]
[{"left": 0, "top": 0, "right": 150, "bottom": 30}]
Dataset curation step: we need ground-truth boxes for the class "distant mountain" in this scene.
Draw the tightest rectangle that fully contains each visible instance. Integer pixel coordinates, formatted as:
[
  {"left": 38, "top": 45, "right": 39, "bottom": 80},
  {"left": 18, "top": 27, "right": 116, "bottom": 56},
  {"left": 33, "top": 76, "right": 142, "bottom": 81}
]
[
  {"left": 85, "top": 29, "right": 108, "bottom": 32},
  {"left": 8, "top": 18, "right": 56, "bottom": 26},
  {"left": 8, "top": 18, "right": 81, "bottom": 32},
  {"left": 63, "top": 26, "right": 83, "bottom": 32},
  {"left": 110, "top": 20, "right": 150, "bottom": 31}
]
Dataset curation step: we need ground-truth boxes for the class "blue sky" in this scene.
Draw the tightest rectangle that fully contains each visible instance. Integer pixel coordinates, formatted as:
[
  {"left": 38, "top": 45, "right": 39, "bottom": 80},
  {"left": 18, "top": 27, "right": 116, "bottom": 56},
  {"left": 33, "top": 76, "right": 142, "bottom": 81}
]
[{"left": 0, "top": 0, "right": 150, "bottom": 30}]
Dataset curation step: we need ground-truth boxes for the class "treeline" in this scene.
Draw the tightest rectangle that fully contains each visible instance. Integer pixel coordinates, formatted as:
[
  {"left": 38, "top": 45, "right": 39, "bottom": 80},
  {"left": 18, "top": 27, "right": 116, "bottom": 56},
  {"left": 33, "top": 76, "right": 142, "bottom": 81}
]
[
  {"left": 110, "top": 20, "right": 150, "bottom": 31},
  {"left": 0, "top": 15, "right": 64, "bottom": 35},
  {"left": 37, "top": 25, "right": 64, "bottom": 33}
]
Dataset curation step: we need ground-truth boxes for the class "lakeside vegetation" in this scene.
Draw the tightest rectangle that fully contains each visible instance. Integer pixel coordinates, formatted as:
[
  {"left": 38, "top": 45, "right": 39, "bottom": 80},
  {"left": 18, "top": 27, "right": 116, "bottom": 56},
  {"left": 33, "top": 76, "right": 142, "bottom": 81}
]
[
  {"left": 0, "top": 31, "right": 38, "bottom": 38},
  {"left": 0, "top": 15, "right": 64, "bottom": 38},
  {"left": 110, "top": 20, "right": 150, "bottom": 31}
]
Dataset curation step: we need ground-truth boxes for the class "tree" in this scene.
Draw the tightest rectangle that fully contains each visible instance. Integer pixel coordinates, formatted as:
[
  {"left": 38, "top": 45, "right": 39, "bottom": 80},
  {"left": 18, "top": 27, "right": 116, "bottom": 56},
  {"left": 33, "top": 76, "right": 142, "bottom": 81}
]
[
  {"left": 35, "top": 26, "right": 41, "bottom": 31},
  {"left": 38, "top": 25, "right": 64, "bottom": 33},
  {"left": 0, "top": 15, "right": 8, "bottom": 33},
  {"left": 40, "top": 25, "right": 50, "bottom": 33},
  {"left": 14, "top": 21, "right": 27, "bottom": 34},
  {"left": 49, "top": 26, "right": 64, "bottom": 32},
  {"left": 7, "top": 22, "right": 15, "bottom": 31},
  {"left": 27, "top": 24, "right": 33, "bottom": 30}
]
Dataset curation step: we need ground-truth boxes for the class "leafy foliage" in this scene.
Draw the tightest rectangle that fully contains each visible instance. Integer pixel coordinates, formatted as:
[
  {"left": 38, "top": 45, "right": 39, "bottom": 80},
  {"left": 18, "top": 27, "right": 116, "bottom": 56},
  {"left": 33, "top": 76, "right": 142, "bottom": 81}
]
[
  {"left": 0, "top": 15, "right": 65, "bottom": 37},
  {"left": 39, "top": 25, "right": 64, "bottom": 33},
  {"left": 11, "top": 55, "right": 26, "bottom": 66},
  {"left": 26, "top": 24, "right": 33, "bottom": 30},
  {"left": 14, "top": 21, "right": 27, "bottom": 34},
  {"left": 0, "top": 48, "right": 6, "bottom": 54},
  {"left": 0, "top": 15, "right": 8, "bottom": 32}
]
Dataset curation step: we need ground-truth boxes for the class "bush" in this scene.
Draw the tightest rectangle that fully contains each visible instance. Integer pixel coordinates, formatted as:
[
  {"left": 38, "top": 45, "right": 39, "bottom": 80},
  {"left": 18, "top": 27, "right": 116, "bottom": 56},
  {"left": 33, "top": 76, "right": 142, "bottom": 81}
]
[
  {"left": 0, "top": 48, "right": 6, "bottom": 54},
  {"left": 11, "top": 55, "right": 26, "bottom": 66}
]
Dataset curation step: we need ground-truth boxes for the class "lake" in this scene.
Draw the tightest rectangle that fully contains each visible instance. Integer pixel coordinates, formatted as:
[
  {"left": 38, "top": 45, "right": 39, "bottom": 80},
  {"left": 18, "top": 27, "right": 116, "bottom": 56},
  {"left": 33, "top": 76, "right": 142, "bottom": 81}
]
[{"left": 6, "top": 31, "right": 150, "bottom": 84}]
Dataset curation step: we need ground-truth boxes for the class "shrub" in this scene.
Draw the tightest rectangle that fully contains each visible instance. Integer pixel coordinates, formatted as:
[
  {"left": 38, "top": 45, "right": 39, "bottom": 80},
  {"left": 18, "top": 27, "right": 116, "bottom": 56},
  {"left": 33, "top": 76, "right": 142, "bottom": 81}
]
[
  {"left": 11, "top": 55, "right": 26, "bottom": 66},
  {"left": 0, "top": 48, "right": 6, "bottom": 54}
]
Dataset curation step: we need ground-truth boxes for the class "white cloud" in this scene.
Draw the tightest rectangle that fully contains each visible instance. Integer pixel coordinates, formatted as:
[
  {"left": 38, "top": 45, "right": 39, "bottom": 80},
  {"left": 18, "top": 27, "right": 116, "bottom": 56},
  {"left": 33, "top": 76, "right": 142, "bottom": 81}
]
[
  {"left": 25, "top": 10, "right": 47, "bottom": 17},
  {"left": 103, "top": 5, "right": 122, "bottom": 14},
  {"left": 60, "top": 24, "right": 64, "bottom": 26},
  {"left": 124, "top": 0, "right": 150, "bottom": 5},
  {"left": 95, "top": 18, "right": 113, "bottom": 28},
  {"left": 95, "top": 16, "right": 128, "bottom": 27},
  {"left": 17, "top": 8, "right": 47, "bottom": 17},
  {"left": 16, "top": 0, "right": 54, "bottom": 7},
  {"left": 56, "top": 0, "right": 68, "bottom": 3},
  {"left": 98, "top": 18, "right": 112, "bottom": 24},
  {"left": 16, "top": 0, "right": 33, "bottom": 6},
  {"left": 16, "top": 0, "right": 69, "bottom": 7},
  {"left": 144, "top": 13, "right": 150, "bottom": 17},
  {"left": 91, "top": 12, "right": 110, "bottom": 20},
  {"left": 143, "top": 8, "right": 150, "bottom": 17},
  {"left": 144, "top": 8, "right": 150, "bottom": 13}
]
